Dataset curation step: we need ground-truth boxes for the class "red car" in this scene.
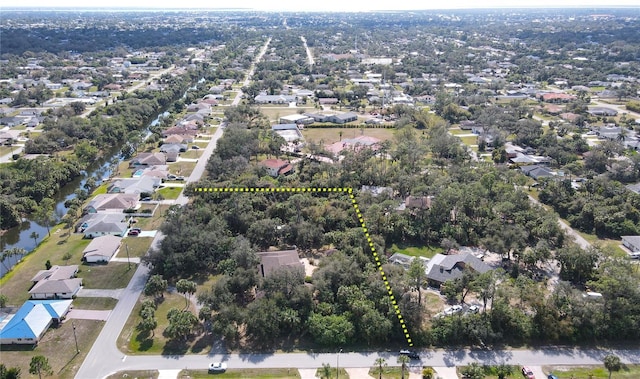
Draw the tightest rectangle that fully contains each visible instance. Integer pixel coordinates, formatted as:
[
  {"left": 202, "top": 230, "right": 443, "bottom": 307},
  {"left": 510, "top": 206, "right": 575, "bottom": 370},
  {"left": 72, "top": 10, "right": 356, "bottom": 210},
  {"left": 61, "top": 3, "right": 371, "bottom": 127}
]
[{"left": 521, "top": 367, "right": 535, "bottom": 379}]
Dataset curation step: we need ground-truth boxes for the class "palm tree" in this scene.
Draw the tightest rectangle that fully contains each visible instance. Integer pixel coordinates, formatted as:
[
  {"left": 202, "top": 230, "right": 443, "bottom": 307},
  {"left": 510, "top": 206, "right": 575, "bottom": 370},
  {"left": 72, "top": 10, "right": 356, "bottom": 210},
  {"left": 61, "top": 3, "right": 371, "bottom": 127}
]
[
  {"left": 316, "top": 363, "right": 332, "bottom": 379},
  {"left": 397, "top": 355, "right": 410, "bottom": 379},
  {"left": 374, "top": 358, "right": 387, "bottom": 379},
  {"left": 604, "top": 354, "right": 622, "bottom": 379},
  {"left": 30, "top": 231, "right": 40, "bottom": 246},
  {"left": 0, "top": 248, "right": 26, "bottom": 273}
]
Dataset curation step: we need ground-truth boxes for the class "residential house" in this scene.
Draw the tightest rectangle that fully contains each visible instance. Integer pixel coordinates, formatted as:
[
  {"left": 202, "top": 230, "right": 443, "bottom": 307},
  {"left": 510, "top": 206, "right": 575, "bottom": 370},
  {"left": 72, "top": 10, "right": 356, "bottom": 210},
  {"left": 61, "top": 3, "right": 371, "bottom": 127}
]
[
  {"left": 328, "top": 112, "right": 358, "bottom": 124},
  {"left": 622, "top": 235, "right": 640, "bottom": 252},
  {"left": 256, "top": 249, "right": 304, "bottom": 278},
  {"left": 84, "top": 193, "right": 139, "bottom": 214},
  {"left": 397, "top": 195, "right": 433, "bottom": 211},
  {"left": 162, "top": 126, "right": 198, "bottom": 138},
  {"left": 519, "top": 164, "right": 555, "bottom": 180},
  {"left": 79, "top": 213, "right": 129, "bottom": 238},
  {"left": 82, "top": 235, "right": 122, "bottom": 263},
  {"left": 164, "top": 134, "right": 189, "bottom": 144},
  {"left": 160, "top": 143, "right": 187, "bottom": 154},
  {"left": 537, "top": 93, "right": 576, "bottom": 103},
  {"left": 279, "top": 114, "right": 314, "bottom": 125},
  {"left": 304, "top": 113, "right": 329, "bottom": 123},
  {"left": 254, "top": 94, "right": 296, "bottom": 104},
  {"left": 260, "top": 159, "right": 294, "bottom": 177},
  {"left": 588, "top": 107, "right": 618, "bottom": 117},
  {"left": 425, "top": 253, "right": 492, "bottom": 287},
  {"left": 29, "top": 265, "right": 82, "bottom": 300},
  {"left": 0, "top": 300, "right": 73, "bottom": 345},
  {"left": 108, "top": 176, "right": 159, "bottom": 195},
  {"left": 129, "top": 152, "right": 166, "bottom": 167}
]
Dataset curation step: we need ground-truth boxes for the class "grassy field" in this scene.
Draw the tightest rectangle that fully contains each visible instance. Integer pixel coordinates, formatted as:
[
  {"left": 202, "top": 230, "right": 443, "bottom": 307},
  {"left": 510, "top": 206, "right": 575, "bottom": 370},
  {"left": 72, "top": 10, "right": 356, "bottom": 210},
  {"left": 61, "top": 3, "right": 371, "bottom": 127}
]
[
  {"left": 389, "top": 243, "right": 442, "bottom": 259},
  {"left": 170, "top": 161, "right": 197, "bottom": 176},
  {"left": 132, "top": 204, "right": 171, "bottom": 230},
  {"left": 0, "top": 319, "right": 104, "bottom": 379},
  {"left": 72, "top": 296, "right": 118, "bottom": 310},
  {"left": 459, "top": 135, "right": 478, "bottom": 146},
  {"left": 179, "top": 368, "right": 302, "bottom": 378},
  {"left": 368, "top": 366, "right": 409, "bottom": 379},
  {"left": 543, "top": 365, "right": 640, "bottom": 379},
  {"left": 106, "top": 371, "right": 158, "bottom": 379},
  {"left": 301, "top": 127, "right": 396, "bottom": 145},
  {"left": 119, "top": 293, "right": 207, "bottom": 355},
  {"left": 77, "top": 261, "right": 138, "bottom": 289},
  {"left": 0, "top": 227, "right": 91, "bottom": 305},
  {"left": 157, "top": 186, "right": 183, "bottom": 199},
  {"left": 121, "top": 236, "right": 154, "bottom": 258}
]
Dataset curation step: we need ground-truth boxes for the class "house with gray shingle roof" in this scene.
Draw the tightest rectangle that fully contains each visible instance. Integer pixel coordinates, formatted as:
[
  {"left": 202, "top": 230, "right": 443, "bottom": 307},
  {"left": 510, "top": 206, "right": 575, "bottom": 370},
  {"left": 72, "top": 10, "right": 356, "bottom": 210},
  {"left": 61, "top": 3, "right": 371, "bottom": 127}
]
[{"left": 425, "top": 253, "right": 492, "bottom": 287}]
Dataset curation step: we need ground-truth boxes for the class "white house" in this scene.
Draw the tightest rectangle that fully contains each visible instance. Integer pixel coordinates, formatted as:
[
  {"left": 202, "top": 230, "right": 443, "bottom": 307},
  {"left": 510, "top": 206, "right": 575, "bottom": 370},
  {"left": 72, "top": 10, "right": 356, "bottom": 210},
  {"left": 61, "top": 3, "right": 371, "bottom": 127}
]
[
  {"left": 0, "top": 300, "right": 73, "bottom": 345},
  {"left": 82, "top": 235, "right": 122, "bottom": 263}
]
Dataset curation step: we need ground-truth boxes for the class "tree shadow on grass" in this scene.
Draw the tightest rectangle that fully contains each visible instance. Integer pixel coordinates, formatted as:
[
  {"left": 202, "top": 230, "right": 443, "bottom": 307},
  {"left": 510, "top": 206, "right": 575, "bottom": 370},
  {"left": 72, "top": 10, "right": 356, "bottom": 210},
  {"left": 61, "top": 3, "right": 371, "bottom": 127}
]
[
  {"left": 135, "top": 330, "right": 154, "bottom": 351},
  {"left": 191, "top": 333, "right": 213, "bottom": 354},
  {"left": 162, "top": 339, "right": 190, "bottom": 356}
]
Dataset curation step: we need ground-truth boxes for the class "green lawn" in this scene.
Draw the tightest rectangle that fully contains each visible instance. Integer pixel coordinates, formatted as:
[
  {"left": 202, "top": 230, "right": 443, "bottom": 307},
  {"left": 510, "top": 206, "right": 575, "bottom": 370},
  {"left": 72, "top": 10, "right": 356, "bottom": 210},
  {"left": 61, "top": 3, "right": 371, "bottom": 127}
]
[
  {"left": 459, "top": 135, "right": 478, "bottom": 146},
  {"left": 368, "top": 366, "right": 409, "bottom": 379},
  {"left": 0, "top": 229, "right": 91, "bottom": 305},
  {"left": 170, "top": 161, "right": 197, "bottom": 176},
  {"left": 157, "top": 186, "right": 183, "bottom": 199},
  {"left": 77, "top": 261, "right": 138, "bottom": 289},
  {"left": 121, "top": 236, "right": 154, "bottom": 258},
  {"left": 179, "top": 368, "right": 302, "bottom": 378},
  {"left": 120, "top": 293, "right": 205, "bottom": 355},
  {"left": 389, "top": 244, "right": 442, "bottom": 259},
  {"left": 0, "top": 319, "right": 104, "bottom": 379},
  {"left": 543, "top": 365, "right": 640, "bottom": 379},
  {"left": 72, "top": 296, "right": 118, "bottom": 310}
]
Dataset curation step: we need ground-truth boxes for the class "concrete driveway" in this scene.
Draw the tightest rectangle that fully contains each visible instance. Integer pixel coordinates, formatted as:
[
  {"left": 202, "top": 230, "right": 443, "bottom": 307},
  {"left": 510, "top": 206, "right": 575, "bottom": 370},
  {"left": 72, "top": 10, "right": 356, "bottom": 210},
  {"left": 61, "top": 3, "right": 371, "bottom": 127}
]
[{"left": 67, "top": 309, "right": 111, "bottom": 321}]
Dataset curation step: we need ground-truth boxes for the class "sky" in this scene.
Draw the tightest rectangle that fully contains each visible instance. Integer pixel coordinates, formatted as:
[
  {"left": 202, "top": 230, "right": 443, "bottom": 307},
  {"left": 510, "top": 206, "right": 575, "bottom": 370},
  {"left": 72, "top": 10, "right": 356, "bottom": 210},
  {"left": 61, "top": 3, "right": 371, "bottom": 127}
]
[{"left": 4, "top": 0, "right": 640, "bottom": 11}]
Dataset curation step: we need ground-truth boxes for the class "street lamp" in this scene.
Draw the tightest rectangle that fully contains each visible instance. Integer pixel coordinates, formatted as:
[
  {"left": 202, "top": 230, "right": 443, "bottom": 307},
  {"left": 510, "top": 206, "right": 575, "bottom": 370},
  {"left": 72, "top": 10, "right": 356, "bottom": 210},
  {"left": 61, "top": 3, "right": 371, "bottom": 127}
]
[
  {"left": 72, "top": 321, "right": 79, "bottom": 354},
  {"left": 336, "top": 348, "right": 342, "bottom": 379}
]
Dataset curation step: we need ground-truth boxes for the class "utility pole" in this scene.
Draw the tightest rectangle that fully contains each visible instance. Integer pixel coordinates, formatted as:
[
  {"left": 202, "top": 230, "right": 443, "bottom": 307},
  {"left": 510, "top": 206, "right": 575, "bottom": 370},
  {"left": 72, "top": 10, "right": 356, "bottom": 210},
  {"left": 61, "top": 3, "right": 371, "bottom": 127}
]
[
  {"left": 336, "top": 348, "right": 342, "bottom": 379},
  {"left": 72, "top": 321, "right": 79, "bottom": 354},
  {"left": 125, "top": 243, "right": 131, "bottom": 269}
]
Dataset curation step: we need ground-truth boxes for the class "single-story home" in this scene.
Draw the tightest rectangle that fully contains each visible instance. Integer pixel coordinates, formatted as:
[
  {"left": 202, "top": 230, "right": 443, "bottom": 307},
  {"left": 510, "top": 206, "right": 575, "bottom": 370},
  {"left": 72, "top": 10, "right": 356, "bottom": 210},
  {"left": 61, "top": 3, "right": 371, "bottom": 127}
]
[
  {"left": 588, "top": 107, "right": 618, "bottom": 117},
  {"left": 520, "top": 164, "right": 555, "bottom": 180},
  {"left": 279, "top": 114, "right": 314, "bottom": 125},
  {"left": 328, "top": 112, "right": 358, "bottom": 124},
  {"left": 260, "top": 159, "right": 294, "bottom": 177},
  {"left": 425, "top": 253, "right": 492, "bottom": 287},
  {"left": 0, "top": 300, "right": 73, "bottom": 345},
  {"left": 254, "top": 94, "right": 296, "bottom": 104},
  {"left": 129, "top": 152, "right": 166, "bottom": 167},
  {"left": 256, "top": 249, "right": 304, "bottom": 277},
  {"left": 108, "top": 176, "right": 159, "bottom": 195},
  {"left": 82, "top": 235, "right": 122, "bottom": 263},
  {"left": 79, "top": 213, "right": 129, "bottom": 239},
  {"left": 622, "top": 235, "right": 640, "bottom": 252},
  {"left": 84, "top": 193, "right": 139, "bottom": 214},
  {"left": 29, "top": 265, "right": 82, "bottom": 300}
]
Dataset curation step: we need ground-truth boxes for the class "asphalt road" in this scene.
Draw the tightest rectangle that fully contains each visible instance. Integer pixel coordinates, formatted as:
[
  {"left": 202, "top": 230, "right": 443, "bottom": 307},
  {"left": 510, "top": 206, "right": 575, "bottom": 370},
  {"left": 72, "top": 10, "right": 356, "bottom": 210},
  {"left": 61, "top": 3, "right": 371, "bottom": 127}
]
[{"left": 85, "top": 346, "right": 640, "bottom": 378}]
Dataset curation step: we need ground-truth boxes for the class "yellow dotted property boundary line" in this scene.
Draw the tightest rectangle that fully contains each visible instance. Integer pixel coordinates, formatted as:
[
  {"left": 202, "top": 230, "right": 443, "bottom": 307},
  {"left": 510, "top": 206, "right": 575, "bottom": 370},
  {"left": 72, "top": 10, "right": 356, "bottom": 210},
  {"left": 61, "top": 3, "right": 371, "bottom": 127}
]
[{"left": 195, "top": 186, "right": 413, "bottom": 347}]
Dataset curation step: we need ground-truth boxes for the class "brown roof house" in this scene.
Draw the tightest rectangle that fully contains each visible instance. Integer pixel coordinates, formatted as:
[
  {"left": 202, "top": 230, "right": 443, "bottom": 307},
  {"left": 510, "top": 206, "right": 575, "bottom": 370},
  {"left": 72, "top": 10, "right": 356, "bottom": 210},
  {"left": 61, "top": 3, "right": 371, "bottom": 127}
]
[
  {"left": 129, "top": 152, "right": 166, "bottom": 167},
  {"left": 29, "top": 265, "right": 82, "bottom": 299},
  {"left": 256, "top": 249, "right": 304, "bottom": 278},
  {"left": 82, "top": 235, "right": 122, "bottom": 263},
  {"left": 260, "top": 159, "right": 294, "bottom": 177}
]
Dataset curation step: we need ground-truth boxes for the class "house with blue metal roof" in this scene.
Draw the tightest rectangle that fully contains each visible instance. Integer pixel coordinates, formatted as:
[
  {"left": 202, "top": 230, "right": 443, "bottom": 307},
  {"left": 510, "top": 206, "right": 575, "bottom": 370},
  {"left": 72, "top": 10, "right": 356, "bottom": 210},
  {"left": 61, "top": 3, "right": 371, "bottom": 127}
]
[{"left": 0, "top": 299, "right": 72, "bottom": 345}]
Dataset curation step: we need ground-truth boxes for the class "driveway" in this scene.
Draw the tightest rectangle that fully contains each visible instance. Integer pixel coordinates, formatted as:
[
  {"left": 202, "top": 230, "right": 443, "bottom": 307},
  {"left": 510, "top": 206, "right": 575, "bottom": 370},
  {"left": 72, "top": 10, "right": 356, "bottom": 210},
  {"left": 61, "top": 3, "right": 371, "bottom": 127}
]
[
  {"left": 434, "top": 366, "right": 459, "bottom": 379},
  {"left": 76, "top": 288, "right": 123, "bottom": 299},
  {"left": 67, "top": 309, "right": 111, "bottom": 321}
]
